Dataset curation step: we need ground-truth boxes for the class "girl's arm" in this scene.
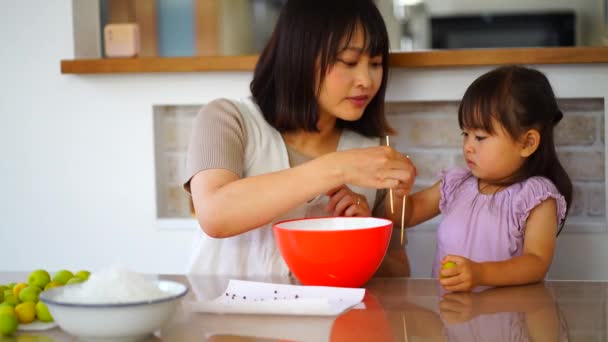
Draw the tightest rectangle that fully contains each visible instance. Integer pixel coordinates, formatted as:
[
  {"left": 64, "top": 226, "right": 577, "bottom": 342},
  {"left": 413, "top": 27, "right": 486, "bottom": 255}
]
[
  {"left": 374, "top": 181, "right": 442, "bottom": 277},
  {"left": 525, "top": 291, "right": 561, "bottom": 342},
  {"left": 440, "top": 198, "right": 558, "bottom": 291},
  {"left": 385, "top": 181, "right": 442, "bottom": 229},
  {"left": 191, "top": 146, "right": 414, "bottom": 238},
  {"left": 439, "top": 283, "right": 560, "bottom": 341},
  {"left": 479, "top": 198, "right": 557, "bottom": 285},
  {"left": 372, "top": 190, "right": 409, "bottom": 277},
  {"left": 440, "top": 282, "right": 555, "bottom": 320}
]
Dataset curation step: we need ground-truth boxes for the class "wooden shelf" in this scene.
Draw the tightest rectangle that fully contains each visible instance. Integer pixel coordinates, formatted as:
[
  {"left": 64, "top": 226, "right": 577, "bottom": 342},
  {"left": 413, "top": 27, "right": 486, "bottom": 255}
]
[
  {"left": 388, "top": 47, "right": 608, "bottom": 67},
  {"left": 61, "top": 47, "right": 608, "bottom": 74},
  {"left": 61, "top": 55, "right": 259, "bottom": 74}
]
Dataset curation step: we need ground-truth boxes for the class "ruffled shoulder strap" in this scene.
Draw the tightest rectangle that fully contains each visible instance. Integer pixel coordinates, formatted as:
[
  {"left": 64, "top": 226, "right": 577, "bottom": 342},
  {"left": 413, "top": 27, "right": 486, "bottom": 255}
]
[
  {"left": 439, "top": 168, "right": 473, "bottom": 212},
  {"left": 513, "top": 176, "right": 568, "bottom": 232}
]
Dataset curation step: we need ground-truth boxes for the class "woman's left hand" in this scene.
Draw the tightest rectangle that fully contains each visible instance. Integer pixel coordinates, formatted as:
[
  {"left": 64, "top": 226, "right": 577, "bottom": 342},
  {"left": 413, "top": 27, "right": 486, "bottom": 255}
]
[
  {"left": 439, "top": 255, "right": 482, "bottom": 292},
  {"left": 325, "top": 185, "right": 371, "bottom": 217}
]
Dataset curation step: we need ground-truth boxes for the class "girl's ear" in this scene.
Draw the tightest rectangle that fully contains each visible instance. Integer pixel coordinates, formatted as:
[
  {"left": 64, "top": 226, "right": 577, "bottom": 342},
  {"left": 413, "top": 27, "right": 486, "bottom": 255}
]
[{"left": 520, "top": 129, "right": 541, "bottom": 157}]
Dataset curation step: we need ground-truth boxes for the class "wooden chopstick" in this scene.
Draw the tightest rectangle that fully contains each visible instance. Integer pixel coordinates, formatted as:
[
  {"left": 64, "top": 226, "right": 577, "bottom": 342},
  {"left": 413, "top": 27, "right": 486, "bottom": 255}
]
[
  {"left": 402, "top": 312, "right": 409, "bottom": 342},
  {"left": 401, "top": 194, "right": 406, "bottom": 246},
  {"left": 401, "top": 154, "right": 411, "bottom": 246},
  {"left": 385, "top": 136, "right": 394, "bottom": 214},
  {"left": 385, "top": 135, "right": 407, "bottom": 245}
]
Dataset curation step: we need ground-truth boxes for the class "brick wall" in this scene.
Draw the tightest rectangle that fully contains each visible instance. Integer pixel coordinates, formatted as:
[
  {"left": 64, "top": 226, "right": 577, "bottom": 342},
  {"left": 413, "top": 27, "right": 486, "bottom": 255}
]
[
  {"left": 155, "top": 98, "right": 606, "bottom": 230},
  {"left": 154, "top": 105, "right": 198, "bottom": 218},
  {"left": 386, "top": 98, "right": 605, "bottom": 229}
]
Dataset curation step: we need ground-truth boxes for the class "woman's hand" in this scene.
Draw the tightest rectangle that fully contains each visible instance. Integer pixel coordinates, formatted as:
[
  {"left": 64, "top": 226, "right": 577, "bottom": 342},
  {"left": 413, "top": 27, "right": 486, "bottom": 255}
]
[
  {"left": 392, "top": 154, "right": 413, "bottom": 199},
  {"left": 327, "top": 146, "right": 417, "bottom": 192},
  {"left": 325, "top": 185, "right": 371, "bottom": 217},
  {"left": 439, "top": 255, "right": 482, "bottom": 292}
]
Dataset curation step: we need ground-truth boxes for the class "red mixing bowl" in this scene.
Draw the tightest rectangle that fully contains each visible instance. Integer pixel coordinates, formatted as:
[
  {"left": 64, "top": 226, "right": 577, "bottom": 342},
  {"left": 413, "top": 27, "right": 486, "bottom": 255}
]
[{"left": 273, "top": 217, "right": 393, "bottom": 287}]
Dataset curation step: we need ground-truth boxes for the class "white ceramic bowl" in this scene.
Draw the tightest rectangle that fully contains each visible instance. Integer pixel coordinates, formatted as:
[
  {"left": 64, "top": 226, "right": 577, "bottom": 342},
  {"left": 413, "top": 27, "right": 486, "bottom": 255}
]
[{"left": 39, "top": 280, "right": 188, "bottom": 341}]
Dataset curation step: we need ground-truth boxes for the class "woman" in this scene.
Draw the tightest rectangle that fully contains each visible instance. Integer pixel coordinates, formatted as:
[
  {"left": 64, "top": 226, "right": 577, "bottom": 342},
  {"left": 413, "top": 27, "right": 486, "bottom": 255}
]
[{"left": 184, "top": 0, "right": 416, "bottom": 278}]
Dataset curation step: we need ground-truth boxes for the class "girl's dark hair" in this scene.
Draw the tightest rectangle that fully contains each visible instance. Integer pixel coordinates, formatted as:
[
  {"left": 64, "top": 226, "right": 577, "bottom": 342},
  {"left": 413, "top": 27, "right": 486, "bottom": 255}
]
[
  {"left": 250, "top": 0, "right": 392, "bottom": 137},
  {"left": 458, "top": 65, "right": 572, "bottom": 234}
]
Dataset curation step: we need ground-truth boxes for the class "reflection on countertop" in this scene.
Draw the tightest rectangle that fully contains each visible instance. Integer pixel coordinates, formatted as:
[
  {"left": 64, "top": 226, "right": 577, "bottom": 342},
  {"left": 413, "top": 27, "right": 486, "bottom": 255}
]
[
  {"left": 164, "top": 275, "right": 606, "bottom": 342},
  {"left": 1, "top": 273, "right": 605, "bottom": 341}
]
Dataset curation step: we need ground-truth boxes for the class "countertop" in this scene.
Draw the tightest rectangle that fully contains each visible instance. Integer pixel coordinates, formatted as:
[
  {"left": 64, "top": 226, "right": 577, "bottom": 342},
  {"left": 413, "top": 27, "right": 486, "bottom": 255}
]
[{"left": 2, "top": 273, "right": 606, "bottom": 341}]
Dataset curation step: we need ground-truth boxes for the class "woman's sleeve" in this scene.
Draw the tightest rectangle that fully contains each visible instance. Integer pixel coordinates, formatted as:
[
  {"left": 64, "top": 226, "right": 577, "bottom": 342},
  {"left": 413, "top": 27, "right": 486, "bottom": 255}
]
[{"left": 183, "top": 99, "right": 247, "bottom": 193}]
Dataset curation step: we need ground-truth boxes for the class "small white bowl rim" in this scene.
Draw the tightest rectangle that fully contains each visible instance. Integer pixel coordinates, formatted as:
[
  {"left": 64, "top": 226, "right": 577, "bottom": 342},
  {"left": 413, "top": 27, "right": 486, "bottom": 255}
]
[
  {"left": 273, "top": 216, "right": 393, "bottom": 231},
  {"left": 39, "top": 280, "right": 188, "bottom": 308}
]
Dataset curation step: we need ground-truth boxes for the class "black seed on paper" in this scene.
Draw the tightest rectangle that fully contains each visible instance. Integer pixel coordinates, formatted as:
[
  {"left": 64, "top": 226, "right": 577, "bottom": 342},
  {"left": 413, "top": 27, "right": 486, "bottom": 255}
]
[
  {"left": 295, "top": 295, "right": 299, "bottom": 299},
  {"left": 243, "top": 296, "right": 246, "bottom": 299},
  {"left": 274, "top": 290, "right": 278, "bottom": 294},
  {"left": 225, "top": 293, "right": 229, "bottom": 296},
  {"left": 274, "top": 297, "right": 277, "bottom": 300}
]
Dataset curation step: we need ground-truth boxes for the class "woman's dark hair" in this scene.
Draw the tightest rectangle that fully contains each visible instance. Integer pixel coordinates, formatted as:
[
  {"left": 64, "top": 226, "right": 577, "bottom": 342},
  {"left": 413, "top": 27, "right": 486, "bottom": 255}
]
[
  {"left": 458, "top": 65, "right": 572, "bottom": 234},
  {"left": 250, "top": 0, "right": 392, "bottom": 137}
]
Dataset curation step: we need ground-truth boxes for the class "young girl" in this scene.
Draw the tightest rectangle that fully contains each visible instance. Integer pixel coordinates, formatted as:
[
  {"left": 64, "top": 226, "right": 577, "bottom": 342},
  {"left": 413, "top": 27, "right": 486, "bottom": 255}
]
[
  {"left": 400, "top": 65, "right": 572, "bottom": 292},
  {"left": 184, "top": 0, "right": 415, "bottom": 278}
]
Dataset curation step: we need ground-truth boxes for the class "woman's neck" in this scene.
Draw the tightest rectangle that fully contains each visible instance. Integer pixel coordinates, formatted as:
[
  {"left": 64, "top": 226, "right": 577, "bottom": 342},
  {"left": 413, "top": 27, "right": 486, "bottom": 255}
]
[{"left": 282, "top": 116, "right": 340, "bottom": 158}]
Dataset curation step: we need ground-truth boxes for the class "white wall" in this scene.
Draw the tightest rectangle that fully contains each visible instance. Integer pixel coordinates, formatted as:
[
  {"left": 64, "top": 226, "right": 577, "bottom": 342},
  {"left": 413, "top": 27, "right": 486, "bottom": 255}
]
[
  {"left": 1, "top": 1, "right": 607, "bottom": 279},
  {"left": 0, "top": 1, "right": 251, "bottom": 274}
]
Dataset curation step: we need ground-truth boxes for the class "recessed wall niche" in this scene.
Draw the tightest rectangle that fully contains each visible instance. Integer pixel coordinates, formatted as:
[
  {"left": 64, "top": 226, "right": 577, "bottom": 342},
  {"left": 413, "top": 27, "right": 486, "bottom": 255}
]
[{"left": 154, "top": 98, "right": 606, "bottom": 232}]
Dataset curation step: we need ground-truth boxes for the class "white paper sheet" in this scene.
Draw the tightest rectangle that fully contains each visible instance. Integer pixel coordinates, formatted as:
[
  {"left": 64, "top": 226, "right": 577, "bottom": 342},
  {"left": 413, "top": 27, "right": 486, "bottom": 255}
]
[{"left": 186, "top": 279, "right": 365, "bottom": 316}]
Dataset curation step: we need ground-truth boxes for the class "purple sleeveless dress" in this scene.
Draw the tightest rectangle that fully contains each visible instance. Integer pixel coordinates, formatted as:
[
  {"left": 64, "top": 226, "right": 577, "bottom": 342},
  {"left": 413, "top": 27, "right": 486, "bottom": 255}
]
[{"left": 432, "top": 168, "right": 567, "bottom": 278}]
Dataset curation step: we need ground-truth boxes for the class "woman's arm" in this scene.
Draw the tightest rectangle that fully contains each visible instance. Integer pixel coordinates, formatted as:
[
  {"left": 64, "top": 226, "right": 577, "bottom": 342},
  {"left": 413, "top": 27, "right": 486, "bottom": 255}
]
[
  {"left": 191, "top": 146, "right": 415, "bottom": 238},
  {"left": 440, "top": 199, "right": 558, "bottom": 291},
  {"left": 191, "top": 161, "right": 339, "bottom": 238}
]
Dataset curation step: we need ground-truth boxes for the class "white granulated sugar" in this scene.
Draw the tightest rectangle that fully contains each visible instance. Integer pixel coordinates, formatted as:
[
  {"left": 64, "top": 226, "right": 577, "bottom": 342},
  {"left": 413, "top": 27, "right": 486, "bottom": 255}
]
[{"left": 56, "top": 266, "right": 167, "bottom": 304}]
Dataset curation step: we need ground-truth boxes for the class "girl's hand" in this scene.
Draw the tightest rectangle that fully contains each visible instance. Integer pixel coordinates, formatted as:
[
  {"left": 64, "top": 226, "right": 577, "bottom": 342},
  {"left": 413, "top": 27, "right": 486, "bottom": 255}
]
[
  {"left": 439, "top": 255, "right": 482, "bottom": 292},
  {"left": 439, "top": 292, "right": 480, "bottom": 324},
  {"left": 325, "top": 185, "right": 371, "bottom": 217},
  {"left": 330, "top": 146, "right": 416, "bottom": 192}
]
